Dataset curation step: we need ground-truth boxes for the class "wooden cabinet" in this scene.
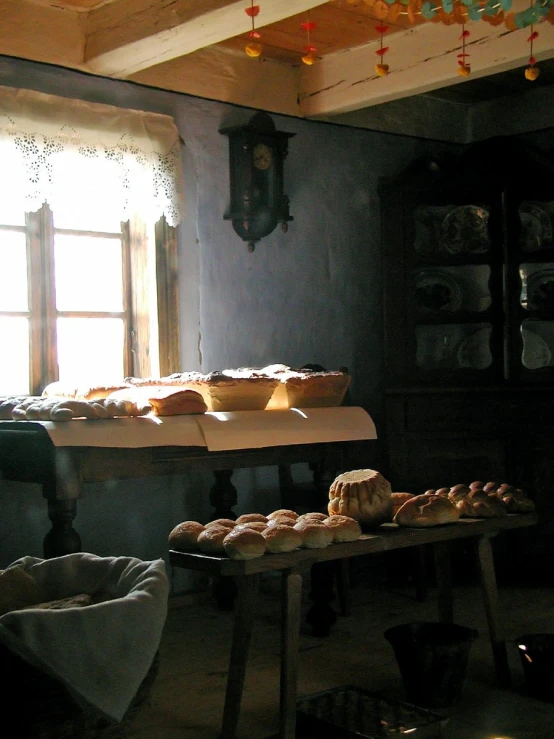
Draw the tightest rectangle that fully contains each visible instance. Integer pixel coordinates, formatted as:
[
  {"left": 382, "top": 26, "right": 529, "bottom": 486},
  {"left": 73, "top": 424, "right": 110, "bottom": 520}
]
[{"left": 380, "top": 138, "right": 554, "bottom": 581}]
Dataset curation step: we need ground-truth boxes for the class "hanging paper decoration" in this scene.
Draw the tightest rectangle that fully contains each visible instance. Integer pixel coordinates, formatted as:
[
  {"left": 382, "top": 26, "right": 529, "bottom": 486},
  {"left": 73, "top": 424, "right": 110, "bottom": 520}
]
[
  {"left": 300, "top": 14, "right": 318, "bottom": 65},
  {"left": 375, "top": 23, "right": 390, "bottom": 76},
  {"left": 457, "top": 24, "right": 471, "bottom": 76},
  {"left": 244, "top": 0, "right": 262, "bottom": 58},
  {"left": 525, "top": 27, "right": 540, "bottom": 79}
]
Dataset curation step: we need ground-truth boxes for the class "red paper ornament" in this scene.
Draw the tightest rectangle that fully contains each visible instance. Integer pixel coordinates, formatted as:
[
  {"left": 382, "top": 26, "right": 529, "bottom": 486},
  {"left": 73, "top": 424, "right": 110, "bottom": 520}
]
[{"left": 301, "top": 13, "right": 318, "bottom": 65}]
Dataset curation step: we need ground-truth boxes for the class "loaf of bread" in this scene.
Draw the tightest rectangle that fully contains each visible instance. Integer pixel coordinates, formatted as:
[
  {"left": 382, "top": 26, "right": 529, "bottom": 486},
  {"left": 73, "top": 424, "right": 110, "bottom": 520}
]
[
  {"left": 223, "top": 528, "right": 267, "bottom": 560},
  {"left": 457, "top": 490, "right": 507, "bottom": 518},
  {"left": 391, "top": 493, "right": 415, "bottom": 516},
  {"left": 147, "top": 388, "right": 207, "bottom": 416},
  {"left": 394, "top": 494, "right": 460, "bottom": 527},
  {"left": 0, "top": 567, "right": 45, "bottom": 616},
  {"left": 262, "top": 524, "right": 303, "bottom": 553},
  {"left": 323, "top": 515, "right": 362, "bottom": 542},
  {"left": 168, "top": 521, "right": 205, "bottom": 550},
  {"left": 328, "top": 469, "right": 393, "bottom": 528},
  {"left": 496, "top": 485, "right": 536, "bottom": 513},
  {"left": 259, "top": 365, "right": 351, "bottom": 410}
]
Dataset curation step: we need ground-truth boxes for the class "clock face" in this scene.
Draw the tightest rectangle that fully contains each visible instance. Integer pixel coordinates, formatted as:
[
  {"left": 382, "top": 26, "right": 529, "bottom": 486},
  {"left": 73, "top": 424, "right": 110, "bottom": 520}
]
[{"left": 252, "top": 143, "right": 272, "bottom": 171}]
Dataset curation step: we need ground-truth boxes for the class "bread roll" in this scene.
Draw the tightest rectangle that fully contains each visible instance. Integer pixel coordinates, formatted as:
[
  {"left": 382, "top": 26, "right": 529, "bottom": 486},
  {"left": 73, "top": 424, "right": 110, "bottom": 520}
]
[
  {"left": 296, "top": 512, "right": 328, "bottom": 523},
  {"left": 147, "top": 388, "right": 207, "bottom": 416},
  {"left": 293, "top": 520, "right": 334, "bottom": 548},
  {"left": 435, "top": 488, "right": 450, "bottom": 497},
  {"left": 394, "top": 494, "right": 460, "bottom": 527},
  {"left": 168, "top": 521, "right": 205, "bottom": 550},
  {"left": 235, "top": 521, "right": 267, "bottom": 533},
  {"left": 267, "top": 509, "right": 298, "bottom": 521},
  {"left": 235, "top": 513, "right": 268, "bottom": 525},
  {"left": 391, "top": 493, "right": 415, "bottom": 516},
  {"left": 197, "top": 525, "right": 229, "bottom": 554},
  {"left": 223, "top": 528, "right": 266, "bottom": 560},
  {"left": 483, "top": 481, "right": 500, "bottom": 494},
  {"left": 205, "top": 518, "right": 236, "bottom": 529},
  {"left": 262, "top": 524, "right": 303, "bottom": 553},
  {"left": 41, "top": 381, "right": 78, "bottom": 399},
  {"left": 323, "top": 515, "right": 362, "bottom": 542},
  {"left": 328, "top": 469, "right": 392, "bottom": 528},
  {"left": 265, "top": 515, "right": 295, "bottom": 528}
]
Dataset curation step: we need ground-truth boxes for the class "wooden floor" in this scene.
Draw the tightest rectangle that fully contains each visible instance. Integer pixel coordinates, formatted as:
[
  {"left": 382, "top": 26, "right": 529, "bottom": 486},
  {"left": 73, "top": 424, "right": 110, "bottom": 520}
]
[{"left": 126, "top": 565, "right": 554, "bottom": 739}]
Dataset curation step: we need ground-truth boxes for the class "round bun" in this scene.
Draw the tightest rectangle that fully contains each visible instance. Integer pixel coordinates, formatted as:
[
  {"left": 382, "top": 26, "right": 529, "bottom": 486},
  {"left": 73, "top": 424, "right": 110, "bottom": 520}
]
[
  {"left": 235, "top": 521, "right": 267, "bottom": 533},
  {"left": 168, "top": 520, "right": 205, "bottom": 550},
  {"left": 223, "top": 528, "right": 266, "bottom": 560},
  {"left": 265, "top": 515, "right": 295, "bottom": 528},
  {"left": 470, "top": 480, "right": 485, "bottom": 492},
  {"left": 293, "top": 520, "right": 334, "bottom": 548},
  {"left": 296, "top": 512, "right": 328, "bottom": 523},
  {"left": 391, "top": 493, "right": 415, "bottom": 516},
  {"left": 435, "top": 488, "right": 450, "bottom": 497},
  {"left": 267, "top": 509, "right": 298, "bottom": 521},
  {"left": 235, "top": 513, "right": 268, "bottom": 525},
  {"left": 323, "top": 515, "right": 362, "bottom": 542},
  {"left": 205, "top": 518, "right": 236, "bottom": 529},
  {"left": 328, "top": 469, "right": 392, "bottom": 528},
  {"left": 262, "top": 524, "right": 303, "bottom": 553},
  {"left": 394, "top": 494, "right": 460, "bottom": 527},
  {"left": 197, "top": 525, "right": 229, "bottom": 554}
]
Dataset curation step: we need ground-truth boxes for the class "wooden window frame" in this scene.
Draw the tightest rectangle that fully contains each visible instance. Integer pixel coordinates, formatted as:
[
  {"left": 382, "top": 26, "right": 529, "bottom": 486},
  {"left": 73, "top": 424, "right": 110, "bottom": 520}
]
[{"left": 1, "top": 207, "right": 180, "bottom": 396}]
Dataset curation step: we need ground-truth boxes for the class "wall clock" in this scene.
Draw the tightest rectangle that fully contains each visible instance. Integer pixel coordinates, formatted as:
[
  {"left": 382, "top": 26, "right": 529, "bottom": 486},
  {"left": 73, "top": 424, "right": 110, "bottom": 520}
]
[{"left": 220, "top": 112, "right": 295, "bottom": 252}]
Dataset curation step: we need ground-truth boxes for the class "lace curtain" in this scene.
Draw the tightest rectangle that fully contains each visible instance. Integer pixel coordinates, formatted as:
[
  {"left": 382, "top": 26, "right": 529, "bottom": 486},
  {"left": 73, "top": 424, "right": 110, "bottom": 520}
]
[{"left": 0, "top": 85, "right": 185, "bottom": 226}]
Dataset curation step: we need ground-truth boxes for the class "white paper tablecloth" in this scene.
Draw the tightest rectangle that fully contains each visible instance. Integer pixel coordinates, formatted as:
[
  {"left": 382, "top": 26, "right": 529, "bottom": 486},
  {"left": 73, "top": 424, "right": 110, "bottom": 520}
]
[{"left": 11, "top": 406, "right": 377, "bottom": 451}]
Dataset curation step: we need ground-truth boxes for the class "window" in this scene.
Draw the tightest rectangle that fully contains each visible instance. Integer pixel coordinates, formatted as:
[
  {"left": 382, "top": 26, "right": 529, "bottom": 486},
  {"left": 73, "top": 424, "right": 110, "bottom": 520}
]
[{"left": 0, "top": 86, "right": 184, "bottom": 396}]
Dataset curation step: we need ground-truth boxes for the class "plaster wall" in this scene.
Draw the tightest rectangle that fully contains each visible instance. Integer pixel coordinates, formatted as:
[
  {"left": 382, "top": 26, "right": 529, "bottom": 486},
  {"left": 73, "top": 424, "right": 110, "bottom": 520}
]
[{"left": 0, "top": 56, "right": 455, "bottom": 588}]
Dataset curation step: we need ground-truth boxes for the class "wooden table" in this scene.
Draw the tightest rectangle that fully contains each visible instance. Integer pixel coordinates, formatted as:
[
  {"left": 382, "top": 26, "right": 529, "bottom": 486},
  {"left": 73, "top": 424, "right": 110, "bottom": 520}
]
[
  {"left": 0, "top": 419, "right": 354, "bottom": 558},
  {"left": 170, "top": 512, "right": 538, "bottom": 739}
]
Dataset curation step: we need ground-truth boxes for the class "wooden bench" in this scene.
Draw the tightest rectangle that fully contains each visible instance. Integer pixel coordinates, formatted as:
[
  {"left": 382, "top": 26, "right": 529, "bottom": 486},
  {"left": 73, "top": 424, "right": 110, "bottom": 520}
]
[{"left": 170, "top": 513, "right": 538, "bottom": 739}]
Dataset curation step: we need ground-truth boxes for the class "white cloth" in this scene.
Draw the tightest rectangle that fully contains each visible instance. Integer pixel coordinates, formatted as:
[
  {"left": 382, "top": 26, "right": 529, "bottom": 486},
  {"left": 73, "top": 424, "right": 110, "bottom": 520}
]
[{"left": 0, "top": 553, "right": 169, "bottom": 721}]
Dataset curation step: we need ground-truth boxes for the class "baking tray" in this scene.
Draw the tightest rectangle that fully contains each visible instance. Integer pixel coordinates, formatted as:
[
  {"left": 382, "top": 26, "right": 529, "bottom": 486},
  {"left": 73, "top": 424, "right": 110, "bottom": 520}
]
[{"left": 296, "top": 685, "right": 448, "bottom": 738}]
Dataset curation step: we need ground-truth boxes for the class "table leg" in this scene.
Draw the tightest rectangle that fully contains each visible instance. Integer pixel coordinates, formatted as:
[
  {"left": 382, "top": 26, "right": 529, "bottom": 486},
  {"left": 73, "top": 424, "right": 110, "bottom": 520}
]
[
  {"left": 221, "top": 574, "right": 260, "bottom": 739},
  {"left": 432, "top": 540, "right": 453, "bottom": 623},
  {"left": 43, "top": 498, "right": 82, "bottom": 558},
  {"left": 474, "top": 533, "right": 511, "bottom": 689},
  {"left": 210, "top": 470, "right": 238, "bottom": 611},
  {"left": 280, "top": 568, "right": 303, "bottom": 739}
]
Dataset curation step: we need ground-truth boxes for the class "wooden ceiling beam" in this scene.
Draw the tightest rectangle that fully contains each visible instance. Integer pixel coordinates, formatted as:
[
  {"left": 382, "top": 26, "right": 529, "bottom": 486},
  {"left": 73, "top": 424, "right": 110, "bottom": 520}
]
[
  {"left": 298, "top": 19, "right": 554, "bottom": 117},
  {"left": 85, "top": 0, "right": 329, "bottom": 78}
]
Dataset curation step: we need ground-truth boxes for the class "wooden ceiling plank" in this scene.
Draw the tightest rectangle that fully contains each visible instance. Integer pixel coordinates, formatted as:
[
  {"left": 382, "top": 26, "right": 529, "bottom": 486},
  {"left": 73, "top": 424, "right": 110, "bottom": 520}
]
[
  {"left": 298, "top": 20, "right": 554, "bottom": 117},
  {"left": 85, "top": 0, "right": 330, "bottom": 77},
  {"left": 0, "top": 0, "right": 84, "bottom": 68}
]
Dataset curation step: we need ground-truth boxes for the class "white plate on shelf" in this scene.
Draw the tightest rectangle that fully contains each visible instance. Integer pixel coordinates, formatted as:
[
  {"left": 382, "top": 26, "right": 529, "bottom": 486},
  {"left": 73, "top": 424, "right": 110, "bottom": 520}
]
[
  {"left": 414, "top": 270, "right": 462, "bottom": 312},
  {"left": 440, "top": 205, "right": 490, "bottom": 255},
  {"left": 522, "top": 329, "right": 552, "bottom": 370},
  {"left": 519, "top": 202, "right": 553, "bottom": 252},
  {"left": 526, "top": 268, "right": 554, "bottom": 311},
  {"left": 456, "top": 328, "right": 493, "bottom": 370}
]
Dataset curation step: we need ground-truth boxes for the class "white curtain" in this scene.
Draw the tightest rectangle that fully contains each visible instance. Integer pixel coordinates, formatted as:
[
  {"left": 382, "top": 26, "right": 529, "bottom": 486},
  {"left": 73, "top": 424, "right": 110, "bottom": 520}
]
[{"left": 0, "top": 85, "right": 185, "bottom": 226}]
